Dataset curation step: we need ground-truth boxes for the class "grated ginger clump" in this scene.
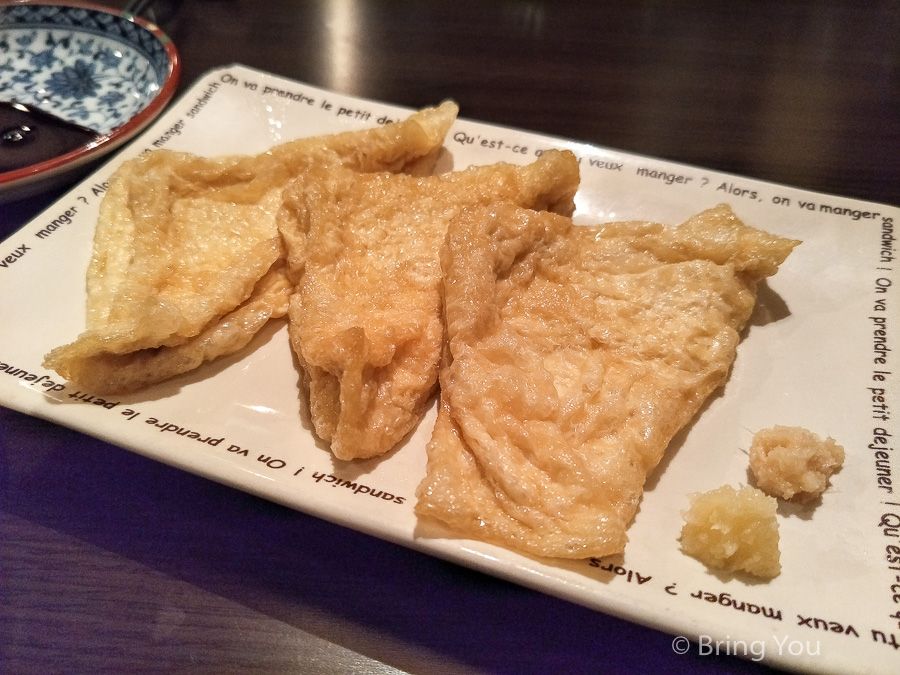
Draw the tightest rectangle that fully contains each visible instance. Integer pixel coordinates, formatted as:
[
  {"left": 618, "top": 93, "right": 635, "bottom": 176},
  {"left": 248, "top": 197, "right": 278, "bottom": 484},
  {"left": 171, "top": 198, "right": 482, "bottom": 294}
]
[
  {"left": 749, "top": 426, "right": 844, "bottom": 503},
  {"left": 680, "top": 485, "right": 781, "bottom": 579}
]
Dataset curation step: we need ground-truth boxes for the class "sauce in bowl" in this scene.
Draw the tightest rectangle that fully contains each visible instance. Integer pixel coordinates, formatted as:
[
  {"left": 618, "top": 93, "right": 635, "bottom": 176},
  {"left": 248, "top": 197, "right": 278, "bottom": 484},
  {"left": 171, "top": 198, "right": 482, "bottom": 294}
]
[{"left": 0, "top": 101, "right": 100, "bottom": 174}]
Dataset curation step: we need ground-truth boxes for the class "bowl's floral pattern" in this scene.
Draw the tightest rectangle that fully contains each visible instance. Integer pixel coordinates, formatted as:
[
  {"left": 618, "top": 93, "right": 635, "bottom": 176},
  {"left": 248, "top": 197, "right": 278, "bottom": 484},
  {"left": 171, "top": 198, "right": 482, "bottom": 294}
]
[{"left": 0, "top": 4, "right": 173, "bottom": 135}]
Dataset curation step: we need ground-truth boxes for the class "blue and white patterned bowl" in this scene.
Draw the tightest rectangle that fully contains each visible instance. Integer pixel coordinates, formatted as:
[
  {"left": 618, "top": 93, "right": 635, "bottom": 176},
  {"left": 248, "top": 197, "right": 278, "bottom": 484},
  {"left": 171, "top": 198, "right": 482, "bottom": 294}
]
[{"left": 0, "top": 1, "right": 179, "bottom": 200}]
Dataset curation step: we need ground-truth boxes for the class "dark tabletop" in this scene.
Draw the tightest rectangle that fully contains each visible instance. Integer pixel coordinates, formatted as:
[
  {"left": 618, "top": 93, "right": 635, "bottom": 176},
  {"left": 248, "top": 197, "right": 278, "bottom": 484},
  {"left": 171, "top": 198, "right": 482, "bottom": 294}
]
[{"left": 2, "top": 1, "right": 897, "bottom": 673}]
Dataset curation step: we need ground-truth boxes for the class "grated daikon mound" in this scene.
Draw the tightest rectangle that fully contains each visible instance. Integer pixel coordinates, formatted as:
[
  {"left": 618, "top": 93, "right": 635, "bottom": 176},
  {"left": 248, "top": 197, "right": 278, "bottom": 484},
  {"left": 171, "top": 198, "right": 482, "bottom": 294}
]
[
  {"left": 749, "top": 426, "right": 844, "bottom": 502},
  {"left": 680, "top": 485, "right": 780, "bottom": 579}
]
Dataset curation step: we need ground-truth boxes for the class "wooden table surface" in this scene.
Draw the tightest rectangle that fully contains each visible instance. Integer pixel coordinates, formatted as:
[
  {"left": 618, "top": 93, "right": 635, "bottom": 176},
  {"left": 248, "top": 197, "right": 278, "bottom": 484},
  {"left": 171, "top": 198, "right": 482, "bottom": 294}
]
[{"left": 2, "top": 1, "right": 897, "bottom": 673}]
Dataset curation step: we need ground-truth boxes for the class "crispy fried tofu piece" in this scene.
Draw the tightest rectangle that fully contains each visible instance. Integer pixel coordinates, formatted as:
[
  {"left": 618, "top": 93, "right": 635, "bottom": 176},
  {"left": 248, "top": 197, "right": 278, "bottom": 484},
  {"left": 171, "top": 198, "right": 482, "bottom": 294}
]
[
  {"left": 278, "top": 150, "right": 580, "bottom": 460},
  {"left": 415, "top": 203, "right": 799, "bottom": 559},
  {"left": 43, "top": 102, "right": 458, "bottom": 394}
]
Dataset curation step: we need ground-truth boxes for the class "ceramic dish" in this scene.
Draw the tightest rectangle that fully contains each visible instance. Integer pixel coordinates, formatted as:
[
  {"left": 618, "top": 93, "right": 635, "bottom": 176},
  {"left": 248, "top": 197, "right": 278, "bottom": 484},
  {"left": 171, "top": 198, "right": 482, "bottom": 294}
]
[
  {"left": 1, "top": 65, "right": 898, "bottom": 674},
  {"left": 0, "top": 0, "right": 179, "bottom": 201}
]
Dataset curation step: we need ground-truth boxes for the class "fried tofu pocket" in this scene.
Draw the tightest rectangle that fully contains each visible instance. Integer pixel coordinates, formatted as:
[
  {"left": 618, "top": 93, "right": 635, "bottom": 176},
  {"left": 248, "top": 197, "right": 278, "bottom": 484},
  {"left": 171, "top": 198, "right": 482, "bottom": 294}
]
[{"left": 415, "top": 203, "right": 799, "bottom": 558}]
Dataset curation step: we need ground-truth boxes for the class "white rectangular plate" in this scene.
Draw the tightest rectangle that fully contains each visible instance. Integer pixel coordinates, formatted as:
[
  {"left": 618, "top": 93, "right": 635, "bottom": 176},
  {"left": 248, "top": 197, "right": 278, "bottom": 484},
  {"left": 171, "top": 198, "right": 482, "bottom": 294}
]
[{"left": 1, "top": 65, "right": 898, "bottom": 674}]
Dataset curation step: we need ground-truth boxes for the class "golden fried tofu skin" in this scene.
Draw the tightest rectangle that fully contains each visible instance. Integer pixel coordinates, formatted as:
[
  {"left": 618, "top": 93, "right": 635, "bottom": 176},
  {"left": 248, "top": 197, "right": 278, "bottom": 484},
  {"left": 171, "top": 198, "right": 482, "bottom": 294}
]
[
  {"left": 43, "top": 102, "right": 459, "bottom": 394},
  {"left": 415, "top": 203, "right": 799, "bottom": 559},
  {"left": 278, "top": 150, "right": 580, "bottom": 460}
]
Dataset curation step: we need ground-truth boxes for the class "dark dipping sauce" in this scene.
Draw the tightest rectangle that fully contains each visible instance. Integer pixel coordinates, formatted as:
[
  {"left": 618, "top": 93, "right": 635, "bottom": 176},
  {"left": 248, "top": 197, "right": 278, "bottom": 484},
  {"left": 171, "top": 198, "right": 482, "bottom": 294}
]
[{"left": 0, "top": 101, "right": 100, "bottom": 174}]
